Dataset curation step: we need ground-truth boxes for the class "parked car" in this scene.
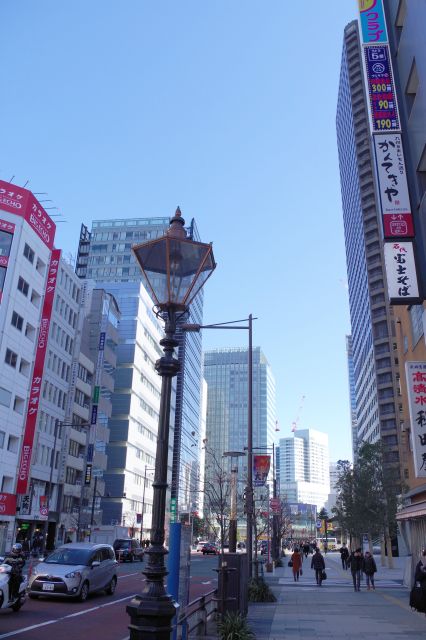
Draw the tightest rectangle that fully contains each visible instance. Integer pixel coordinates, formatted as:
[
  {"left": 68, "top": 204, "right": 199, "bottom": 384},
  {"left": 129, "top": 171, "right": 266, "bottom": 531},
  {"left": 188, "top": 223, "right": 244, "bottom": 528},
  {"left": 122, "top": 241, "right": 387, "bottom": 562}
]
[
  {"left": 201, "top": 543, "right": 218, "bottom": 555},
  {"left": 113, "top": 538, "right": 144, "bottom": 562},
  {"left": 28, "top": 542, "right": 118, "bottom": 602}
]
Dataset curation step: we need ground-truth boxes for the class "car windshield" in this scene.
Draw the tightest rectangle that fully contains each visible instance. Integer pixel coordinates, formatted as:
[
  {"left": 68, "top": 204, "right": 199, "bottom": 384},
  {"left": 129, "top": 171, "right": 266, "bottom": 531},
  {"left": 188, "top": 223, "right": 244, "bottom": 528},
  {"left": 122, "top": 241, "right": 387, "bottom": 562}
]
[
  {"left": 44, "top": 548, "right": 91, "bottom": 565},
  {"left": 114, "top": 540, "right": 130, "bottom": 549}
]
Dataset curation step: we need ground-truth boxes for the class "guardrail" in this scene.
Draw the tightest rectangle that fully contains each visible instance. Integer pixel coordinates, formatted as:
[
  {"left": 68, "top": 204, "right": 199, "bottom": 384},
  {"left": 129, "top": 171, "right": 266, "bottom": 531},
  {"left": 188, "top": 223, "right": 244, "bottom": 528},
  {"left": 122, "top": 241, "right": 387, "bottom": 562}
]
[{"left": 177, "top": 588, "right": 217, "bottom": 639}]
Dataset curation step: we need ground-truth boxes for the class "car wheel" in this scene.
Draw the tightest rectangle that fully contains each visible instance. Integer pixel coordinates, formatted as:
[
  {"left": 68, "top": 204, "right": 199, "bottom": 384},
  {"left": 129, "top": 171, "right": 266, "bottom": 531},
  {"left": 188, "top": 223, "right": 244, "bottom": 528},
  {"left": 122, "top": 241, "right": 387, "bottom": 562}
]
[
  {"left": 105, "top": 576, "right": 117, "bottom": 595},
  {"left": 78, "top": 581, "right": 90, "bottom": 602},
  {"left": 140, "top": 554, "right": 144, "bottom": 562},
  {"left": 28, "top": 594, "right": 39, "bottom": 600},
  {"left": 129, "top": 554, "right": 134, "bottom": 562},
  {"left": 11, "top": 596, "right": 24, "bottom": 611}
]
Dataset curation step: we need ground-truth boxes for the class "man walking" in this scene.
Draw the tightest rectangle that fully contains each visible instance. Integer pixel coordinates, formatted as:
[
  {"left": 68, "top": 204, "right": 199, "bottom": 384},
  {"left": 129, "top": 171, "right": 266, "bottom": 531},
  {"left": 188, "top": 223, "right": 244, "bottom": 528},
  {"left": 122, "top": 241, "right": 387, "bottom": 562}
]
[
  {"left": 311, "top": 547, "right": 325, "bottom": 586},
  {"left": 339, "top": 543, "right": 349, "bottom": 570},
  {"left": 349, "top": 548, "right": 363, "bottom": 591}
]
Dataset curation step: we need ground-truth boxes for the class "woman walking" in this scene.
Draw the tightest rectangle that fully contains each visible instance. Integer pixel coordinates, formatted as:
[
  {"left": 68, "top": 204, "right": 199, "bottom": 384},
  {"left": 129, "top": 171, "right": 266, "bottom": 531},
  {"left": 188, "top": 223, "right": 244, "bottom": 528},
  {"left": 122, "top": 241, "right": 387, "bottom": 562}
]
[
  {"left": 363, "top": 551, "right": 377, "bottom": 590},
  {"left": 291, "top": 547, "right": 303, "bottom": 582}
]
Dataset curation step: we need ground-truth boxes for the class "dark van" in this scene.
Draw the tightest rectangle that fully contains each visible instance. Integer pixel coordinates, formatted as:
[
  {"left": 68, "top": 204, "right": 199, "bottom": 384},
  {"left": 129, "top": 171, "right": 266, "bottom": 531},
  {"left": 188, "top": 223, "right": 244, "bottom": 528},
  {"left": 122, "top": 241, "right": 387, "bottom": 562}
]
[{"left": 113, "top": 539, "right": 144, "bottom": 562}]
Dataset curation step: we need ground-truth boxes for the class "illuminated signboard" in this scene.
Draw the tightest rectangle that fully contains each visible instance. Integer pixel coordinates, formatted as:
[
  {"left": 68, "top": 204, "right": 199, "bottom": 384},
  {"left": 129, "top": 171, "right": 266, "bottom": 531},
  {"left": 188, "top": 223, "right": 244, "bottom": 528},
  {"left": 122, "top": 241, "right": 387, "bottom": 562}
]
[
  {"left": 358, "top": 0, "right": 388, "bottom": 44},
  {"left": 364, "top": 45, "right": 400, "bottom": 132},
  {"left": 373, "top": 134, "right": 414, "bottom": 238}
]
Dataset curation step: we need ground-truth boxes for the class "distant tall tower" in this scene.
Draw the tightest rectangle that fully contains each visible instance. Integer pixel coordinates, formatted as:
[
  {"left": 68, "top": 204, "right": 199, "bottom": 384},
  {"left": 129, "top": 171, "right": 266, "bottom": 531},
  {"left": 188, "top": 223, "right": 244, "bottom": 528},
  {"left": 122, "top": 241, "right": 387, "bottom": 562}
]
[
  {"left": 279, "top": 429, "right": 330, "bottom": 510},
  {"left": 203, "top": 347, "right": 276, "bottom": 467},
  {"left": 336, "top": 21, "right": 401, "bottom": 468}
]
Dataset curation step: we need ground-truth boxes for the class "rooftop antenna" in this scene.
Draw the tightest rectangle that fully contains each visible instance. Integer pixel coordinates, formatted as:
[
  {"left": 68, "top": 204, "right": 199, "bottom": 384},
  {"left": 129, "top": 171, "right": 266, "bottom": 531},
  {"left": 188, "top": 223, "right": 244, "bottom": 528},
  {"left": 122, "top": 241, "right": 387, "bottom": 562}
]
[
  {"left": 23, "top": 180, "right": 29, "bottom": 188},
  {"left": 291, "top": 395, "right": 306, "bottom": 433},
  {"left": 9, "top": 175, "right": 15, "bottom": 183}
]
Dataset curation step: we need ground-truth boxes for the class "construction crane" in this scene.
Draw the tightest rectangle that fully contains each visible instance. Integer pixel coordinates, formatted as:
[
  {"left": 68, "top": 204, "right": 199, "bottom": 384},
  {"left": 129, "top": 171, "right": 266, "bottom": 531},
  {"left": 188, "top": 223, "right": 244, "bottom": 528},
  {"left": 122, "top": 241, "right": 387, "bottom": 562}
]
[{"left": 291, "top": 395, "right": 306, "bottom": 432}]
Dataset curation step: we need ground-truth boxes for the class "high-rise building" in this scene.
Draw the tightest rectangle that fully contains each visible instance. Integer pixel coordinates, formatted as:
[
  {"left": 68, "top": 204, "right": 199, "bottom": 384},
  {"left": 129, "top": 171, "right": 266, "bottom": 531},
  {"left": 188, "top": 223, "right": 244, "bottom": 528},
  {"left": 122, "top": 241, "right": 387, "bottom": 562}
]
[
  {"left": 381, "top": 0, "right": 426, "bottom": 563},
  {"left": 336, "top": 21, "right": 401, "bottom": 466},
  {"left": 77, "top": 216, "right": 205, "bottom": 531},
  {"left": 346, "top": 335, "right": 358, "bottom": 458},
  {"left": 278, "top": 429, "right": 330, "bottom": 510},
  {"left": 203, "top": 347, "right": 276, "bottom": 463}
]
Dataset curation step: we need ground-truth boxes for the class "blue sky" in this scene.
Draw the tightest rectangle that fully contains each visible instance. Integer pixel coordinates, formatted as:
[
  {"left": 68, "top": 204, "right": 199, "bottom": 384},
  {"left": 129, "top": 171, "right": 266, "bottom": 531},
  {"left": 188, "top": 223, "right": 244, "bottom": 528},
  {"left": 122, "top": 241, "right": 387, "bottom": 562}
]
[{"left": 1, "top": 1, "right": 358, "bottom": 460}]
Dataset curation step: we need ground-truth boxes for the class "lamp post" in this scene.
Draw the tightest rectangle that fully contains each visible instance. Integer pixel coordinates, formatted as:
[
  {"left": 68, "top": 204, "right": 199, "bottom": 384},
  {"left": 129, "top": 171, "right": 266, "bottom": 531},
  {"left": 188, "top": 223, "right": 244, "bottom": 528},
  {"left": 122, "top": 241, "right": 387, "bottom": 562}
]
[
  {"left": 127, "top": 208, "right": 216, "bottom": 640},
  {"left": 223, "top": 451, "right": 246, "bottom": 553},
  {"left": 182, "top": 315, "right": 256, "bottom": 577}
]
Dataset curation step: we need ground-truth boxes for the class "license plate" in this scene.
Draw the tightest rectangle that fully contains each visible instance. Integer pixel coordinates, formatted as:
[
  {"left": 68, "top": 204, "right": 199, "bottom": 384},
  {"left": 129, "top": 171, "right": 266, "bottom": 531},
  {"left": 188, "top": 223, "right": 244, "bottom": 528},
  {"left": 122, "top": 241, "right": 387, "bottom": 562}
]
[{"left": 42, "top": 583, "right": 55, "bottom": 591}]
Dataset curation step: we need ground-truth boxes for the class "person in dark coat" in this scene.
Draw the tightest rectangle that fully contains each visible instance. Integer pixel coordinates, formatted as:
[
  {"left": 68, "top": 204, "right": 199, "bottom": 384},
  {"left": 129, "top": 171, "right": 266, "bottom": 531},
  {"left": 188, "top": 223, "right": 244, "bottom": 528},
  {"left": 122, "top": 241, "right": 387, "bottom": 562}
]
[
  {"left": 349, "top": 548, "right": 364, "bottom": 591},
  {"left": 303, "top": 542, "right": 310, "bottom": 558},
  {"left": 363, "top": 551, "right": 377, "bottom": 590},
  {"left": 311, "top": 548, "right": 325, "bottom": 586},
  {"left": 339, "top": 543, "right": 349, "bottom": 570}
]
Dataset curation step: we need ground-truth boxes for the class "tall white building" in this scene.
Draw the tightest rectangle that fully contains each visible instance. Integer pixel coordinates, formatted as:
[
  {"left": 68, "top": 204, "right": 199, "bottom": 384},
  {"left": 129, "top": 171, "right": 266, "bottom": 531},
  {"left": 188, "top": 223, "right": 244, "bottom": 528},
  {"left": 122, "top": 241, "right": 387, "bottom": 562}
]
[{"left": 279, "top": 429, "right": 330, "bottom": 510}]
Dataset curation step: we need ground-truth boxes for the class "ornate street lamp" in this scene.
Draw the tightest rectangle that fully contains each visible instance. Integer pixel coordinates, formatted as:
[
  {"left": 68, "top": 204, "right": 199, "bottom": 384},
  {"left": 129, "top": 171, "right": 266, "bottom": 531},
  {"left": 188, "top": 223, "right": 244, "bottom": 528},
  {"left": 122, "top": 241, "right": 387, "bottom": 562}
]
[{"left": 127, "top": 208, "right": 216, "bottom": 640}]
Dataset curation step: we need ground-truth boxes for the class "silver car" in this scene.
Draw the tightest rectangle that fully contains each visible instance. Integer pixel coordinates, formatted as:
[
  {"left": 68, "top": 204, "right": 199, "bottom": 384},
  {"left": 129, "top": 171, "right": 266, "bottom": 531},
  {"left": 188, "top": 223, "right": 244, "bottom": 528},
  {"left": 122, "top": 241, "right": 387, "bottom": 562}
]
[{"left": 28, "top": 542, "right": 118, "bottom": 602}]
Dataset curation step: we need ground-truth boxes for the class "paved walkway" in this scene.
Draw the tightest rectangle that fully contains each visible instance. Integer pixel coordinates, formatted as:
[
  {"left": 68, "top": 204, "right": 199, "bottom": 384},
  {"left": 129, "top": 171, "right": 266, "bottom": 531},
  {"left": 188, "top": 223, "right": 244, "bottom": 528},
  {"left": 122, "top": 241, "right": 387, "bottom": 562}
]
[{"left": 246, "top": 552, "right": 426, "bottom": 639}]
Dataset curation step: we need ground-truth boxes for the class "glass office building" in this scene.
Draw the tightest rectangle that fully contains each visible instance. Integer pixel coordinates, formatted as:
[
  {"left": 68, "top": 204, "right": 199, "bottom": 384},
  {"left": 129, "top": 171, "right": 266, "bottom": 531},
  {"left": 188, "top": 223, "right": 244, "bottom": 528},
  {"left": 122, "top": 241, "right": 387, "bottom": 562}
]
[
  {"left": 336, "top": 22, "right": 400, "bottom": 466},
  {"left": 76, "top": 217, "right": 205, "bottom": 526}
]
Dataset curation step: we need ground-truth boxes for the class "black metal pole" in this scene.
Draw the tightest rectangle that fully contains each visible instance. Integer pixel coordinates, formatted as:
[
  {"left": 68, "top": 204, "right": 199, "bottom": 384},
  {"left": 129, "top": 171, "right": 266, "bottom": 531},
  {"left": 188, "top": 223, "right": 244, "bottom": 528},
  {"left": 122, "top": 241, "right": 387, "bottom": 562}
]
[
  {"left": 88, "top": 475, "right": 98, "bottom": 542},
  {"left": 140, "top": 464, "right": 147, "bottom": 546},
  {"left": 247, "top": 313, "right": 253, "bottom": 578},
  {"left": 272, "top": 442, "right": 279, "bottom": 562},
  {"left": 127, "top": 310, "right": 180, "bottom": 640}
]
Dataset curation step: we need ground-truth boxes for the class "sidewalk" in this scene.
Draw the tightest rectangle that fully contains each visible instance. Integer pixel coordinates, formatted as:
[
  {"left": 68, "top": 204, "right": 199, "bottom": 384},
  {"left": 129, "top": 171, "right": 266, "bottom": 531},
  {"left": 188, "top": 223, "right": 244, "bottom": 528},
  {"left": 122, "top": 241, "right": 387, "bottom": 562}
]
[{"left": 246, "top": 552, "right": 426, "bottom": 639}]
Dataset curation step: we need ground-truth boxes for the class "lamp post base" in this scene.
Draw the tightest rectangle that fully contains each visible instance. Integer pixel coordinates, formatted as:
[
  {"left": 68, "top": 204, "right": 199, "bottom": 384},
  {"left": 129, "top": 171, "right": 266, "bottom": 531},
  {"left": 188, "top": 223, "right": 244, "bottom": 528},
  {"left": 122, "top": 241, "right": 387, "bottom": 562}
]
[{"left": 127, "top": 595, "right": 179, "bottom": 640}]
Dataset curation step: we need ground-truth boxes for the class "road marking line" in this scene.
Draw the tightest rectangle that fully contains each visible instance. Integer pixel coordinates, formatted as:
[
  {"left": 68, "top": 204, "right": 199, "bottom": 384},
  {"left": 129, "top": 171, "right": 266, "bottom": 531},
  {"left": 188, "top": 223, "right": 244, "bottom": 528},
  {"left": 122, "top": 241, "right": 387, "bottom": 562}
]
[
  {"left": 118, "top": 572, "right": 141, "bottom": 578},
  {"left": 0, "top": 594, "right": 138, "bottom": 639}
]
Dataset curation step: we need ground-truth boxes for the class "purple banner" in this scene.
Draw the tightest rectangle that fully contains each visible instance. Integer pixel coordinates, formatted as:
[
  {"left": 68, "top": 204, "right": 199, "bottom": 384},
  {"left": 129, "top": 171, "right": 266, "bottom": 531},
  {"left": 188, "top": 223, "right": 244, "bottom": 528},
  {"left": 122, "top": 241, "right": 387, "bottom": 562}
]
[{"left": 364, "top": 45, "right": 400, "bottom": 132}]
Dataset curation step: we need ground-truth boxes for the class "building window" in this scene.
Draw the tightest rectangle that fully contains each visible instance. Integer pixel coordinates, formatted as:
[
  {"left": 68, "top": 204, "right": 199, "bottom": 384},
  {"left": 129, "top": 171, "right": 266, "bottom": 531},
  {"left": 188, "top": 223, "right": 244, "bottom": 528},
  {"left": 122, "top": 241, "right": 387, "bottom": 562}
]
[
  {"left": 0, "top": 387, "right": 11, "bottom": 408},
  {"left": 17, "top": 276, "right": 29, "bottom": 296},
  {"left": 0, "top": 430, "right": 5, "bottom": 448},
  {"left": 13, "top": 396, "right": 25, "bottom": 414},
  {"left": 11, "top": 311, "right": 24, "bottom": 331},
  {"left": 5, "top": 348, "right": 18, "bottom": 368},
  {"left": 0, "top": 231, "right": 13, "bottom": 257},
  {"left": 409, "top": 305, "right": 424, "bottom": 346},
  {"left": 23, "top": 243, "right": 35, "bottom": 264}
]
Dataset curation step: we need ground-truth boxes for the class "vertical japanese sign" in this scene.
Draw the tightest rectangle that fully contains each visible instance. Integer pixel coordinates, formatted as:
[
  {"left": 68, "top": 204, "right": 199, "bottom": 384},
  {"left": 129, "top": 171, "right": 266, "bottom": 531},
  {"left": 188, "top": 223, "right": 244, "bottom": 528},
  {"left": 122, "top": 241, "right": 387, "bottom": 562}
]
[
  {"left": 253, "top": 455, "right": 271, "bottom": 487},
  {"left": 383, "top": 242, "right": 420, "bottom": 303},
  {"left": 16, "top": 249, "right": 61, "bottom": 494},
  {"left": 364, "top": 46, "right": 400, "bottom": 132},
  {"left": 373, "top": 134, "right": 414, "bottom": 238},
  {"left": 406, "top": 362, "right": 426, "bottom": 478},
  {"left": 358, "top": 0, "right": 388, "bottom": 44}
]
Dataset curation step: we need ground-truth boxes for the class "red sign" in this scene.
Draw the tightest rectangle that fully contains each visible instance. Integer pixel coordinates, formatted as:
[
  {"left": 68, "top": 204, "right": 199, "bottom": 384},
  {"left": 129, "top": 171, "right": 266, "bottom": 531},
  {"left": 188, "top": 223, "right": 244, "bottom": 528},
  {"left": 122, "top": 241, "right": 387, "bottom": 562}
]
[
  {"left": 16, "top": 249, "right": 61, "bottom": 494},
  {"left": 0, "top": 180, "right": 56, "bottom": 249},
  {"left": 253, "top": 455, "right": 271, "bottom": 487},
  {"left": 0, "top": 492, "right": 17, "bottom": 516},
  {"left": 39, "top": 495, "right": 49, "bottom": 517},
  {"left": 0, "top": 218, "right": 15, "bottom": 234},
  {"left": 383, "top": 213, "right": 414, "bottom": 238}
]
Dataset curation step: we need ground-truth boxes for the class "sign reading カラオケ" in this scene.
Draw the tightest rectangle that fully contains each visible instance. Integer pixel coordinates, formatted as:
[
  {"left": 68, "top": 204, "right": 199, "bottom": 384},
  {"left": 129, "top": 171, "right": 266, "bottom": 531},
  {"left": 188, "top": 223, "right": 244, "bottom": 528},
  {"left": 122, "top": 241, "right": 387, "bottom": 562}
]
[
  {"left": 406, "top": 362, "right": 426, "bottom": 478},
  {"left": 0, "top": 180, "right": 56, "bottom": 249},
  {"left": 373, "top": 134, "right": 414, "bottom": 238},
  {"left": 383, "top": 242, "right": 420, "bottom": 304},
  {"left": 16, "top": 249, "right": 61, "bottom": 494}
]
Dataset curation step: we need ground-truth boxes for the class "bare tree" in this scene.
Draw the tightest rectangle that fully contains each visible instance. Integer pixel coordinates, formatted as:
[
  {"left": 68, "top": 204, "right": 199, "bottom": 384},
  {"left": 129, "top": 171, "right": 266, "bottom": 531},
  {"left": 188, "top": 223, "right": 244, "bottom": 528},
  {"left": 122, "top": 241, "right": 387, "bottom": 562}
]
[{"left": 202, "top": 445, "right": 231, "bottom": 555}]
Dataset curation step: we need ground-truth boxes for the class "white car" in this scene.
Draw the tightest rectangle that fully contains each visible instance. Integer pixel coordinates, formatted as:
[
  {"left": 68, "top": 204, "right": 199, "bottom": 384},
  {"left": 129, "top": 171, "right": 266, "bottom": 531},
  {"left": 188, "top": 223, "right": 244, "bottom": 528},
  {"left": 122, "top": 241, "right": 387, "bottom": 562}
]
[
  {"left": 28, "top": 542, "right": 118, "bottom": 602},
  {"left": 196, "top": 541, "right": 210, "bottom": 552}
]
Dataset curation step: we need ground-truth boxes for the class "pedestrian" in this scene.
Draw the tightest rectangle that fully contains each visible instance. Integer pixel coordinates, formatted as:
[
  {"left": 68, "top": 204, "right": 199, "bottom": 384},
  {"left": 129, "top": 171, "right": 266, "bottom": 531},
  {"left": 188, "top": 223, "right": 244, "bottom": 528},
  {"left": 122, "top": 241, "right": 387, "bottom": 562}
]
[
  {"left": 302, "top": 542, "right": 309, "bottom": 558},
  {"left": 411, "top": 548, "right": 426, "bottom": 612},
  {"left": 339, "top": 543, "right": 349, "bottom": 570},
  {"left": 311, "top": 547, "right": 325, "bottom": 586},
  {"left": 291, "top": 547, "right": 303, "bottom": 582},
  {"left": 349, "top": 548, "right": 364, "bottom": 591},
  {"left": 363, "top": 550, "right": 377, "bottom": 590}
]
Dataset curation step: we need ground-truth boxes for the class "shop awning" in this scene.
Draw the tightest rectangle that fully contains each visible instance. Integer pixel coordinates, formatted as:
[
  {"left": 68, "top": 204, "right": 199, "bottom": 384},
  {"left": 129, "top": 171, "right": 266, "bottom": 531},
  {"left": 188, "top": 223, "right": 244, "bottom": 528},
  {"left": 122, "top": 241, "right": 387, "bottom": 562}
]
[{"left": 396, "top": 501, "right": 426, "bottom": 521}]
